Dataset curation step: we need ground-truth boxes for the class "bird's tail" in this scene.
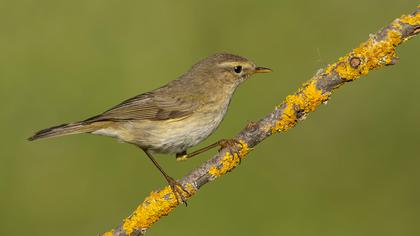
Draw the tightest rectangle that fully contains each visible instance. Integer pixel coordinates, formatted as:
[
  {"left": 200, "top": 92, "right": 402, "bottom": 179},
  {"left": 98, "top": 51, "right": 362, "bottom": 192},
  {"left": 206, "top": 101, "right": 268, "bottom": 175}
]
[{"left": 28, "top": 121, "right": 102, "bottom": 141}]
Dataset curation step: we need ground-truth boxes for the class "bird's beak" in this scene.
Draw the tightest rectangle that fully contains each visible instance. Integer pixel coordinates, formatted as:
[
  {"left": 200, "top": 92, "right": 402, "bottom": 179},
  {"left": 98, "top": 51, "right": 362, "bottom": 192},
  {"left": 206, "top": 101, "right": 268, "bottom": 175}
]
[{"left": 254, "top": 67, "right": 272, "bottom": 73}]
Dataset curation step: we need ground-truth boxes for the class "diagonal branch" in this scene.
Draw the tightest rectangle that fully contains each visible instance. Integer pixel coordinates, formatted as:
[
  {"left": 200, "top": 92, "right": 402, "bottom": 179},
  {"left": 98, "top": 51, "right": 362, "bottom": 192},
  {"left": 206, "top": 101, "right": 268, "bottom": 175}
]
[{"left": 102, "top": 6, "right": 420, "bottom": 236}]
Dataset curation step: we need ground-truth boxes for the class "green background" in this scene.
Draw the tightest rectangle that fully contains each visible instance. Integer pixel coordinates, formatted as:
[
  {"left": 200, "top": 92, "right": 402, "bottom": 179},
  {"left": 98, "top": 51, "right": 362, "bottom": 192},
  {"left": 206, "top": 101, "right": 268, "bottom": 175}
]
[{"left": 1, "top": 1, "right": 419, "bottom": 235}]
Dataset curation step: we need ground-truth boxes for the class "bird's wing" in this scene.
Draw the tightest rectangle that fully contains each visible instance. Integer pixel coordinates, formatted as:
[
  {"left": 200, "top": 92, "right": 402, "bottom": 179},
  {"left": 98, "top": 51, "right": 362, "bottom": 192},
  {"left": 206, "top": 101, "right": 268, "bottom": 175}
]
[{"left": 84, "top": 91, "right": 198, "bottom": 123}]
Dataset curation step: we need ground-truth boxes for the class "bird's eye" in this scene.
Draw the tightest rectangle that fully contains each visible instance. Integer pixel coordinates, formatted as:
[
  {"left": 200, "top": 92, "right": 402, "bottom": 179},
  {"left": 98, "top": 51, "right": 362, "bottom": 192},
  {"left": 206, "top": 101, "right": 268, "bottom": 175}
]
[{"left": 233, "top": 65, "right": 242, "bottom": 73}]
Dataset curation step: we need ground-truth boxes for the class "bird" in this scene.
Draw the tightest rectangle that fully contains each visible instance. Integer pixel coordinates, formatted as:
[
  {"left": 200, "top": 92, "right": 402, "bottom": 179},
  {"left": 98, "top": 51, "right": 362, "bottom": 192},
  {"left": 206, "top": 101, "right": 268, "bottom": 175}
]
[{"left": 28, "top": 52, "right": 272, "bottom": 204}]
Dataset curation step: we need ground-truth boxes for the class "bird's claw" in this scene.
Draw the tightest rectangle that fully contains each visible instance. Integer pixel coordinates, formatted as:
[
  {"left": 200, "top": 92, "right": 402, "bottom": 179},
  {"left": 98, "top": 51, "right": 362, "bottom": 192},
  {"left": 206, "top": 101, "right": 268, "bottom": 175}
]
[
  {"left": 218, "top": 139, "right": 244, "bottom": 164},
  {"left": 166, "top": 176, "right": 190, "bottom": 206}
]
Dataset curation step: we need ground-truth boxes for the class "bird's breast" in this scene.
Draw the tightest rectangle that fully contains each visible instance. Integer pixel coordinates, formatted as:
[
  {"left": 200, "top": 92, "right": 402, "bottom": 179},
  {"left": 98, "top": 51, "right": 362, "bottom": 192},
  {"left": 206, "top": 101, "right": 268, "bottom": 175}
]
[
  {"left": 127, "top": 96, "right": 231, "bottom": 154},
  {"left": 92, "top": 90, "right": 234, "bottom": 155}
]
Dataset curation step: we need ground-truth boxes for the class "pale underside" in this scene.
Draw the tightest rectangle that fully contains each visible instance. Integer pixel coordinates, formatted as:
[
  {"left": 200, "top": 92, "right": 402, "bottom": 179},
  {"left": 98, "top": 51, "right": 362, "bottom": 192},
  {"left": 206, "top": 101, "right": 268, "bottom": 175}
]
[{"left": 92, "top": 106, "right": 228, "bottom": 154}]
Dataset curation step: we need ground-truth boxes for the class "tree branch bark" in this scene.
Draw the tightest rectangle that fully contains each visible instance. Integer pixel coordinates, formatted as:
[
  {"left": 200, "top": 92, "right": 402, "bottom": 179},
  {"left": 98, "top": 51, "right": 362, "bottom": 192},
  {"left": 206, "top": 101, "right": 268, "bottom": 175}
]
[{"left": 102, "top": 5, "right": 420, "bottom": 236}]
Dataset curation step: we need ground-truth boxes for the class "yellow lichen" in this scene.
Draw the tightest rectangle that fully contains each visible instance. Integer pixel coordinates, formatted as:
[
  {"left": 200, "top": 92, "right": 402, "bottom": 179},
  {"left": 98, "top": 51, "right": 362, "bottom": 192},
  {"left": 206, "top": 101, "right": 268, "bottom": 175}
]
[
  {"left": 299, "top": 82, "right": 330, "bottom": 112},
  {"left": 392, "top": 21, "right": 403, "bottom": 30},
  {"left": 208, "top": 166, "right": 219, "bottom": 176},
  {"left": 272, "top": 81, "right": 330, "bottom": 133},
  {"left": 121, "top": 183, "right": 196, "bottom": 235},
  {"left": 208, "top": 141, "right": 250, "bottom": 177},
  {"left": 273, "top": 101, "right": 297, "bottom": 132},
  {"left": 400, "top": 12, "right": 420, "bottom": 25},
  {"left": 326, "top": 27, "right": 402, "bottom": 81},
  {"left": 102, "top": 230, "right": 114, "bottom": 236}
]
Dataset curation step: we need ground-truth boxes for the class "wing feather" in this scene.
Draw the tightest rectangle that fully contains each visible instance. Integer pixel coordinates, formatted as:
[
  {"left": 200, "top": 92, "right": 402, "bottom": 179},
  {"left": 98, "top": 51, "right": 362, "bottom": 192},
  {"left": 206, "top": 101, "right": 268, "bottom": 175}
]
[{"left": 84, "top": 90, "right": 198, "bottom": 123}]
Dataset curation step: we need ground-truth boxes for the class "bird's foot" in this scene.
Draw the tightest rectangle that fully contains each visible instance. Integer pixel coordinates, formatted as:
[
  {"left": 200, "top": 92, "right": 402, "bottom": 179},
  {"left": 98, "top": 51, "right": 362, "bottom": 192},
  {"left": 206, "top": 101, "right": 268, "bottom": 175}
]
[
  {"left": 218, "top": 139, "right": 244, "bottom": 164},
  {"left": 165, "top": 176, "right": 190, "bottom": 206},
  {"left": 175, "top": 151, "right": 188, "bottom": 161}
]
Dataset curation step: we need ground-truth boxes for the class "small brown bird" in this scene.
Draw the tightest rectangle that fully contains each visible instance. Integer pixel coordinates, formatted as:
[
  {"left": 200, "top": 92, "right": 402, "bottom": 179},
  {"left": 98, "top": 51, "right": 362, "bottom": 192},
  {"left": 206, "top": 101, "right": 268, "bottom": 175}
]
[{"left": 29, "top": 53, "right": 271, "bottom": 203}]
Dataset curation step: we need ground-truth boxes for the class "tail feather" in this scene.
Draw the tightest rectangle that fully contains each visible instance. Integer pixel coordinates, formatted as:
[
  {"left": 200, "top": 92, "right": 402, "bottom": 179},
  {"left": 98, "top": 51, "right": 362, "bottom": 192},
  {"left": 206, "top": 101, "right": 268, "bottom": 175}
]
[{"left": 28, "top": 122, "right": 99, "bottom": 141}]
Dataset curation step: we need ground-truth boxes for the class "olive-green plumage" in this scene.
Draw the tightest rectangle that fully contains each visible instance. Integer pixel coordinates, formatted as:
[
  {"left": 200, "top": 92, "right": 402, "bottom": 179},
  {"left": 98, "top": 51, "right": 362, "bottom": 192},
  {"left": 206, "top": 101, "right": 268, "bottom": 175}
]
[
  {"left": 29, "top": 53, "right": 270, "bottom": 152},
  {"left": 29, "top": 52, "right": 271, "bottom": 203}
]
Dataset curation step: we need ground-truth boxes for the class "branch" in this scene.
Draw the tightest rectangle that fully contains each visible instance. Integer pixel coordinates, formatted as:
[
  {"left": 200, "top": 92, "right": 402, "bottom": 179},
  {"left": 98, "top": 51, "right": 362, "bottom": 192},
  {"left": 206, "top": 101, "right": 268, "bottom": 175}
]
[{"left": 102, "top": 6, "right": 420, "bottom": 236}]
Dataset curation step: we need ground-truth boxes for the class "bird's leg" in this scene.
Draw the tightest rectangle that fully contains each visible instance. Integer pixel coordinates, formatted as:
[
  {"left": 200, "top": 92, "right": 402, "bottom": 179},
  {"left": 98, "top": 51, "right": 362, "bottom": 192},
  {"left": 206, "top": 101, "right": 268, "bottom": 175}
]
[
  {"left": 176, "top": 142, "right": 220, "bottom": 161},
  {"left": 142, "top": 149, "right": 190, "bottom": 206},
  {"left": 176, "top": 139, "right": 243, "bottom": 161}
]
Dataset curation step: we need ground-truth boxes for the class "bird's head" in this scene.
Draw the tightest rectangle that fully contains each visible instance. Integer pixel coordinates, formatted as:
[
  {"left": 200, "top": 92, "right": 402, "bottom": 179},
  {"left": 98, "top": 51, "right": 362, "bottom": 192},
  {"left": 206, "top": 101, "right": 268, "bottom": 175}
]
[{"left": 189, "top": 52, "right": 272, "bottom": 86}]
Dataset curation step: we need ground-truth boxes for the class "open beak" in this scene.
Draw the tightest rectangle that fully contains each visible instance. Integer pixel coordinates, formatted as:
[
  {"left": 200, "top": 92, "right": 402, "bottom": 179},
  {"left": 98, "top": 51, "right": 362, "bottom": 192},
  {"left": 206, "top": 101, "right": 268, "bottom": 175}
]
[{"left": 254, "top": 67, "right": 272, "bottom": 73}]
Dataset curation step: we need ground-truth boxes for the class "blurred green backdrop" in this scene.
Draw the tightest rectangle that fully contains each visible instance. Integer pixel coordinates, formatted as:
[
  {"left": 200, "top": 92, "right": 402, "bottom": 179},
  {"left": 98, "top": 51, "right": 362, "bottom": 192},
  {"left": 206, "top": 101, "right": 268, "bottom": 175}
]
[{"left": 1, "top": 0, "right": 419, "bottom": 235}]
